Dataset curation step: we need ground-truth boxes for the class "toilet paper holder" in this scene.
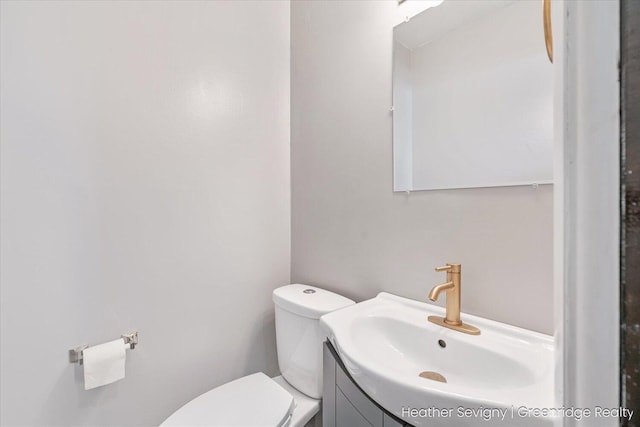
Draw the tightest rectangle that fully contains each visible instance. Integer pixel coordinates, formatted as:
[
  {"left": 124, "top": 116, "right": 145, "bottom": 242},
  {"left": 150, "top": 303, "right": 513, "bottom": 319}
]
[{"left": 69, "top": 331, "right": 138, "bottom": 364}]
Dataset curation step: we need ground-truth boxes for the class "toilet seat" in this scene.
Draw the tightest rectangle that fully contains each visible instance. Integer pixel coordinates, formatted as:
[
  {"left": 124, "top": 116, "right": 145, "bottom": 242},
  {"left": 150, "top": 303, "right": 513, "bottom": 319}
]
[{"left": 160, "top": 373, "right": 295, "bottom": 427}]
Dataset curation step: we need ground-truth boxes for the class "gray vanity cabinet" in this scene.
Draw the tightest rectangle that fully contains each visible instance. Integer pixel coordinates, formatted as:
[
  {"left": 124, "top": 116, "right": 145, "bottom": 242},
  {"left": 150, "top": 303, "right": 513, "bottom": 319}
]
[{"left": 323, "top": 341, "right": 409, "bottom": 427}]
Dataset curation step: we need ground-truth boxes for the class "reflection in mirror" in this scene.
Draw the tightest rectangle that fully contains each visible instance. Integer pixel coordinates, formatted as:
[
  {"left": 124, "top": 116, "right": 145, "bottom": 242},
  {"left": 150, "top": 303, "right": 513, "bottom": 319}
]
[{"left": 393, "top": 0, "right": 553, "bottom": 191}]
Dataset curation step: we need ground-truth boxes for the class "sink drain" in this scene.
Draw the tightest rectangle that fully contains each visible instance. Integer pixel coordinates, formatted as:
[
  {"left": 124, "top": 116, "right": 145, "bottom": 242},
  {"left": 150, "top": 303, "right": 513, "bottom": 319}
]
[{"left": 419, "top": 371, "right": 447, "bottom": 383}]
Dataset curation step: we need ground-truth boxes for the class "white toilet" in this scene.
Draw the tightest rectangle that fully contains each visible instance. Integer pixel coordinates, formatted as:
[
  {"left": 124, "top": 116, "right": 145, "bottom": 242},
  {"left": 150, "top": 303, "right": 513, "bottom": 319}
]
[{"left": 161, "top": 284, "right": 355, "bottom": 427}]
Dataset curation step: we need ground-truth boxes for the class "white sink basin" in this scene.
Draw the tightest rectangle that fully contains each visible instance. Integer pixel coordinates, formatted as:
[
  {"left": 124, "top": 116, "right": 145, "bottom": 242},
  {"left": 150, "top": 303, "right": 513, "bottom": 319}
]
[{"left": 320, "top": 293, "right": 556, "bottom": 426}]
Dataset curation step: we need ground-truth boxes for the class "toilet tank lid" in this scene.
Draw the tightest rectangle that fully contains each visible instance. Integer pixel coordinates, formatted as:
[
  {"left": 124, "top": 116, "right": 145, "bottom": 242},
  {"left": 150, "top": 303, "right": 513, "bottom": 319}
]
[{"left": 273, "top": 284, "right": 355, "bottom": 319}]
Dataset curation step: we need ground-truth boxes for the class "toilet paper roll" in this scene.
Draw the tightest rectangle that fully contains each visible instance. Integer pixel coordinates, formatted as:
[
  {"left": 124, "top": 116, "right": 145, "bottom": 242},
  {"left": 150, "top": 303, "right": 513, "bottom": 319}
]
[{"left": 83, "top": 339, "right": 126, "bottom": 390}]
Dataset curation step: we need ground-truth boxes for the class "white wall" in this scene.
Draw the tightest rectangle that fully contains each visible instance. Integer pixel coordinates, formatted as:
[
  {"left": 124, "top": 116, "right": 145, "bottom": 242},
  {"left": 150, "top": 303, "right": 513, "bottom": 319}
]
[
  {"left": 0, "top": 1, "right": 290, "bottom": 425},
  {"left": 291, "top": 0, "right": 553, "bottom": 334}
]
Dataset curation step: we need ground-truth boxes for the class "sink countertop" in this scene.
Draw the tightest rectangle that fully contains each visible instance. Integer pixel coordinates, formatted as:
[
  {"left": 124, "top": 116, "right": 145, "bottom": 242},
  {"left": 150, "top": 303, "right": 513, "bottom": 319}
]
[{"left": 320, "top": 292, "right": 556, "bottom": 426}]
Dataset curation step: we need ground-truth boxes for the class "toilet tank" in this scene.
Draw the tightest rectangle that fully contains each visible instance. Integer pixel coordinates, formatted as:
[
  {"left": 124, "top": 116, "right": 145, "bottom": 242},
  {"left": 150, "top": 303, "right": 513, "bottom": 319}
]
[{"left": 273, "top": 284, "right": 355, "bottom": 399}]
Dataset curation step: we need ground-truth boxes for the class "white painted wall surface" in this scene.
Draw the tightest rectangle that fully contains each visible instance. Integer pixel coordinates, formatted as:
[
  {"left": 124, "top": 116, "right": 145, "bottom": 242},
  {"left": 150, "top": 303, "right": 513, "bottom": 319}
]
[
  {"left": 0, "top": 1, "right": 290, "bottom": 425},
  {"left": 291, "top": 0, "right": 553, "bottom": 335}
]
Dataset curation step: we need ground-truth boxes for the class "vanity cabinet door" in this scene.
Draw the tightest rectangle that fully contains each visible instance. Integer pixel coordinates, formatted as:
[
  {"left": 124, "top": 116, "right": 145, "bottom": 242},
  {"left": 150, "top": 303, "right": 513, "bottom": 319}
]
[
  {"left": 336, "top": 367, "right": 383, "bottom": 426},
  {"left": 323, "top": 341, "right": 409, "bottom": 427},
  {"left": 383, "top": 414, "right": 405, "bottom": 427},
  {"left": 336, "top": 388, "right": 374, "bottom": 427}
]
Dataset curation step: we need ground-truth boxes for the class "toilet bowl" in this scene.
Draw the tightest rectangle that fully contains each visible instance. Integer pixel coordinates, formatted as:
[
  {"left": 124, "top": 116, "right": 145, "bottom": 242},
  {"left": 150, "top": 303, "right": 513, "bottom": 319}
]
[{"left": 161, "top": 284, "right": 355, "bottom": 427}]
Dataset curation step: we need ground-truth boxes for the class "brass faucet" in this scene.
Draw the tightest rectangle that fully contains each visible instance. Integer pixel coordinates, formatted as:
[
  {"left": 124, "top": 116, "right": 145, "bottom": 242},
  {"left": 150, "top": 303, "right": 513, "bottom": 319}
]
[{"left": 427, "top": 263, "right": 480, "bottom": 335}]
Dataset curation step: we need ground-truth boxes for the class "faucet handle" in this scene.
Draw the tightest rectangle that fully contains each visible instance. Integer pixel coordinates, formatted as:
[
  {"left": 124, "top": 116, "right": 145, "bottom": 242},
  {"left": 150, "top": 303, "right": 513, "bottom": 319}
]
[{"left": 435, "top": 265, "right": 452, "bottom": 272}]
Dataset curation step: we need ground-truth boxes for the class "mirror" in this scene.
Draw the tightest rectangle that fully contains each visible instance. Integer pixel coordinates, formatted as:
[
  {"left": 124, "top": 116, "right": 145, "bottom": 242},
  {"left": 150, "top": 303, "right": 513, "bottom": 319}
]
[{"left": 393, "top": 0, "right": 553, "bottom": 191}]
